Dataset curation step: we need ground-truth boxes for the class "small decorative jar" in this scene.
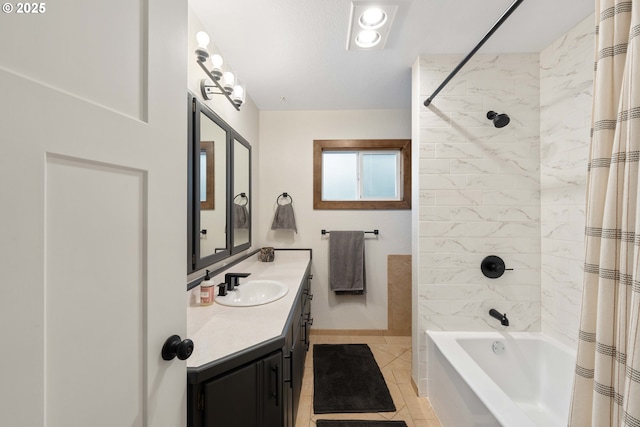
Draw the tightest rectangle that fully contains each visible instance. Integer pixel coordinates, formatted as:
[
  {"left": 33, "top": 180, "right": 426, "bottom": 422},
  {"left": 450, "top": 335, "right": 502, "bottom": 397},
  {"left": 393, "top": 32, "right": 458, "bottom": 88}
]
[{"left": 259, "top": 247, "right": 275, "bottom": 262}]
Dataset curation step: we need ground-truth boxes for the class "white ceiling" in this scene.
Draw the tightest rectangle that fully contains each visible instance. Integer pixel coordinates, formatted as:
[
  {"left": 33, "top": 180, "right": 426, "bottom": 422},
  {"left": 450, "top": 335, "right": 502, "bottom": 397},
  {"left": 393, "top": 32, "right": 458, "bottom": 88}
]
[{"left": 189, "top": 0, "right": 595, "bottom": 111}]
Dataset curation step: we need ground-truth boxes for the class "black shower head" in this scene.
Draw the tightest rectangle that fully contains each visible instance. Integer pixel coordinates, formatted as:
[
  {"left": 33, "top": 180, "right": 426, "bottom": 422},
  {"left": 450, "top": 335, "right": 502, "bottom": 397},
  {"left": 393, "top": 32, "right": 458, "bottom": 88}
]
[{"left": 487, "top": 111, "right": 510, "bottom": 128}]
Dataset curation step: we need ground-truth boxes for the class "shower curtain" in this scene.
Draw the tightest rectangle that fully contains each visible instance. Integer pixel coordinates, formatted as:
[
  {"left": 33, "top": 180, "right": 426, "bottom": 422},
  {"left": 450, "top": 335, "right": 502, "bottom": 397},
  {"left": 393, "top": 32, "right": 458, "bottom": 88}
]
[{"left": 569, "top": 0, "right": 640, "bottom": 426}]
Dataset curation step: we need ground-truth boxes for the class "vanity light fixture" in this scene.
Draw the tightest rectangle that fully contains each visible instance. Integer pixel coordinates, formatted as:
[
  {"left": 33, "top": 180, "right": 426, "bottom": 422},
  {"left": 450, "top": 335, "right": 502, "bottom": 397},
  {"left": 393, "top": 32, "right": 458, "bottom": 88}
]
[
  {"left": 195, "top": 31, "right": 245, "bottom": 110},
  {"left": 347, "top": 1, "right": 398, "bottom": 50}
]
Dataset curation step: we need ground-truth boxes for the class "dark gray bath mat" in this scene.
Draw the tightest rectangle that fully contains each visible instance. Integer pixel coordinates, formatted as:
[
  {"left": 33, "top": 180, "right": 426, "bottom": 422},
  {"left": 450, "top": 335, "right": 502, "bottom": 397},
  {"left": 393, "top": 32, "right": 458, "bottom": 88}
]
[
  {"left": 316, "top": 421, "right": 408, "bottom": 427},
  {"left": 313, "top": 344, "right": 396, "bottom": 414}
]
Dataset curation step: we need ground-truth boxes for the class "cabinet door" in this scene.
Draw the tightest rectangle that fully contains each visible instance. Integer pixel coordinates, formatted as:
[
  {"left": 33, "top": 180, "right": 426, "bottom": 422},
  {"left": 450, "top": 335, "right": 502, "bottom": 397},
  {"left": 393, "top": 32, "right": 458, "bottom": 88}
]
[
  {"left": 203, "top": 363, "right": 258, "bottom": 427},
  {"left": 262, "top": 352, "right": 283, "bottom": 427}
]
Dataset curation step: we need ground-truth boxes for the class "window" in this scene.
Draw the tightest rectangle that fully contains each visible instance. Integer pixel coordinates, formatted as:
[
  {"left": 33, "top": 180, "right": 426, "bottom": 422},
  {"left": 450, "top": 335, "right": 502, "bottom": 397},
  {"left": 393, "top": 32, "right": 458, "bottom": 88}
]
[
  {"left": 313, "top": 139, "right": 411, "bottom": 210},
  {"left": 322, "top": 151, "right": 400, "bottom": 200}
]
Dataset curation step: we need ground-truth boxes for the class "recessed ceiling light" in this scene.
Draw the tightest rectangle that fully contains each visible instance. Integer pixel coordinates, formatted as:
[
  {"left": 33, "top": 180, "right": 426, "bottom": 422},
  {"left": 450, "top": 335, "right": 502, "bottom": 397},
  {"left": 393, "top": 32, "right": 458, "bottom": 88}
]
[
  {"left": 355, "top": 30, "right": 381, "bottom": 48},
  {"left": 346, "top": 1, "right": 398, "bottom": 50},
  {"left": 359, "top": 8, "right": 387, "bottom": 29}
]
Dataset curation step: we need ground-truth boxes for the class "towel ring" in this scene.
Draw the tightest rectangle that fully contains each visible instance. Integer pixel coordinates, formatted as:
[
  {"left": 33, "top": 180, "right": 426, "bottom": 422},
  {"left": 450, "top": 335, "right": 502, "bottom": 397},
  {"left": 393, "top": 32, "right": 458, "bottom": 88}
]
[
  {"left": 277, "top": 192, "right": 293, "bottom": 205},
  {"left": 233, "top": 192, "right": 249, "bottom": 206}
]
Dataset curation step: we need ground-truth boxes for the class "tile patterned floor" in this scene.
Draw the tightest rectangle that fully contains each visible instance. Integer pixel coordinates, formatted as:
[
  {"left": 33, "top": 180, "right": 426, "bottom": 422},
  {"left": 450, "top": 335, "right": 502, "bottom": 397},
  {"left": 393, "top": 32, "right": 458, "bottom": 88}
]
[{"left": 295, "top": 334, "right": 442, "bottom": 427}]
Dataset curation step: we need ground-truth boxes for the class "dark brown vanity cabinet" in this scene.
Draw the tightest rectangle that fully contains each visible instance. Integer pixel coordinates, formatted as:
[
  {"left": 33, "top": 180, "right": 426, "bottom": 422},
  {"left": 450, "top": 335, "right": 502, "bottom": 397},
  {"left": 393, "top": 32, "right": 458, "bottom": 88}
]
[{"left": 188, "top": 265, "right": 312, "bottom": 427}]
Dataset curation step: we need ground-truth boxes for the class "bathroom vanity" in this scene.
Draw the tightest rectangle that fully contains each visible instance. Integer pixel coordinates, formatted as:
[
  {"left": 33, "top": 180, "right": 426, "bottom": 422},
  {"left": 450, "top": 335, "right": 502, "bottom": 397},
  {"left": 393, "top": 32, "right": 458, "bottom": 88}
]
[{"left": 186, "top": 250, "right": 312, "bottom": 427}]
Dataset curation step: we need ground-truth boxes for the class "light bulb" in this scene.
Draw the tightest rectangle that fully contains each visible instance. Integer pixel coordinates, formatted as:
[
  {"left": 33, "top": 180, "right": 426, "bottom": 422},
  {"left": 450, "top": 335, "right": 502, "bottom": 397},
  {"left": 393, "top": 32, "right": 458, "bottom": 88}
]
[
  {"left": 355, "top": 30, "right": 381, "bottom": 48},
  {"left": 211, "top": 54, "right": 223, "bottom": 69},
  {"left": 195, "top": 31, "right": 210, "bottom": 61},
  {"left": 222, "top": 72, "right": 235, "bottom": 95},
  {"left": 211, "top": 54, "right": 224, "bottom": 80},
  {"left": 196, "top": 31, "right": 210, "bottom": 49},
  {"left": 232, "top": 84, "right": 245, "bottom": 106},
  {"left": 359, "top": 8, "right": 386, "bottom": 29}
]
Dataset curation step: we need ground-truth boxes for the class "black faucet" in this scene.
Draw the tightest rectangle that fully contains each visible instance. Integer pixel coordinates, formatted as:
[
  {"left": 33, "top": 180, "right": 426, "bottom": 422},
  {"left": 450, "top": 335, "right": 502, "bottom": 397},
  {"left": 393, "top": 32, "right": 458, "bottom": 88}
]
[
  {"left": 489, "top": 309, "right": 509, "bottom": 326},
  {"left": 225, "top": 272, "right": 251, "bottom": 291}
]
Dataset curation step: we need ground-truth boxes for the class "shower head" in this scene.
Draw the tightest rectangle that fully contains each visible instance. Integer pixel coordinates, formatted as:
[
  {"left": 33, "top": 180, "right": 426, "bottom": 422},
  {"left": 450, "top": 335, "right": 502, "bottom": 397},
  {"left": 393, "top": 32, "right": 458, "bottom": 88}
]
[{"left": 487, "top": 111, "right": 510, "bottom": 128}]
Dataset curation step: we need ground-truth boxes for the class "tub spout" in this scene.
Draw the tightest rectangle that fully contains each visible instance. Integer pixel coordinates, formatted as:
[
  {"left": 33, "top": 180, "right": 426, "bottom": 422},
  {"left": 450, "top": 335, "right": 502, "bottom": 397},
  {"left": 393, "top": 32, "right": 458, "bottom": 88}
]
[{"left": 489, "top": 309, "right": 509, "bottom": 326}]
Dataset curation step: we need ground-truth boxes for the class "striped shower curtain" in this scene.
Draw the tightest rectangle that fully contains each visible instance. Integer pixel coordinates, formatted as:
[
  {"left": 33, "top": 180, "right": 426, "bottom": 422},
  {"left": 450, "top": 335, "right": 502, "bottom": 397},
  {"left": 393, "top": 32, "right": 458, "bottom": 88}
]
[{"left": 569, "top": 0, "right": 640, "bottom": 426}]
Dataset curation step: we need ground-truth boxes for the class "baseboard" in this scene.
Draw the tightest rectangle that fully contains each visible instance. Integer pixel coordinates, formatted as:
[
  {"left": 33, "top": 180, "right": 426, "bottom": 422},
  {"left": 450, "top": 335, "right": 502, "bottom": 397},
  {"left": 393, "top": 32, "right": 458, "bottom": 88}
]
[{"left": 310, "top": 329, "right": 410, "bottom": 337}]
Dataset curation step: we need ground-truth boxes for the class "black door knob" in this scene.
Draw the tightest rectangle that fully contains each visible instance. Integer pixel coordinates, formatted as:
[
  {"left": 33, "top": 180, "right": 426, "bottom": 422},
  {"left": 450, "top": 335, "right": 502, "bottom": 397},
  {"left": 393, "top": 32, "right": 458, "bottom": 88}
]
[{"left": 162, "top": 335, "right": 194, "bottom": 361}]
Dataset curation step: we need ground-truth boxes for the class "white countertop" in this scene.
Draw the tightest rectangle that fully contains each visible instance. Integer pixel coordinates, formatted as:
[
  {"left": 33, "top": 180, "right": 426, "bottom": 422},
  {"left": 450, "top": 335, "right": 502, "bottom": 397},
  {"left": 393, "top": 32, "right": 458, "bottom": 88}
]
[{"left": 186, "top": 250, "right": 311, "bottom": 368}]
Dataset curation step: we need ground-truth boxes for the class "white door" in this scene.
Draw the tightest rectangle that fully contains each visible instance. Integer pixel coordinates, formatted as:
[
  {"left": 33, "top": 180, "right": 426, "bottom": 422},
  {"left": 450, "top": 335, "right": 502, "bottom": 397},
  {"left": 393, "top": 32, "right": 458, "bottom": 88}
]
[{"left": 0, "top": 1, "right": 187, "bottom": 426}]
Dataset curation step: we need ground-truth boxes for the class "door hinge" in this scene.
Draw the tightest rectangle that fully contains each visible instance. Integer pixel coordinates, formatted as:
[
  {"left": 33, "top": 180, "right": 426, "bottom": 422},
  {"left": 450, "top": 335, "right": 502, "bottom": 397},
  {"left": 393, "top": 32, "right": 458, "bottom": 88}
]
[{"left": 192, "top": 254, "right": 196, "bottom": 264}]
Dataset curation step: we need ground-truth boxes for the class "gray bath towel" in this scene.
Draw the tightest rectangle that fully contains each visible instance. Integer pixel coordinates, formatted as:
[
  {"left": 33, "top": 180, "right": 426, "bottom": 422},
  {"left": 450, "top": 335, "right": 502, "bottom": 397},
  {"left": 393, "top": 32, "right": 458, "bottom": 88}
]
[
  {"left": 329, "top": 231, "right": 365, "bottom": 294},
  {"left": 233, "top": 203, "right": 249, "bottom": 229},
  {"left": 271, "top": 203, "right": 297, "bottom": 233}
]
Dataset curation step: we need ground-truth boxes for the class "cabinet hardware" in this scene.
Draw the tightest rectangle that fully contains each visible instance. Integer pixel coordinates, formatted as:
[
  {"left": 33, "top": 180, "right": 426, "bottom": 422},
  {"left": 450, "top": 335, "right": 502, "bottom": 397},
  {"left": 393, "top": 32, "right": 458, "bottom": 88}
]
[
  {"left": 284, "top": 350, "right": 293, "bottom": 384},
  {"left": 271, "top": 364, "right": 280, "bottom": 406}
]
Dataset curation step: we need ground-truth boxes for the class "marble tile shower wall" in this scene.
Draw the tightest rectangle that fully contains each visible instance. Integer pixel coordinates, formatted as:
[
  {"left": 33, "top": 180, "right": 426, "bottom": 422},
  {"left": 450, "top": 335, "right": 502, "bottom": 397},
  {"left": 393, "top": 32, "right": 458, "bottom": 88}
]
[
  {"left": 416, "top": 54, "right": 541, "bottom": 392},
  {"left": 540, "top": 15, "right": 594, "bottom": 348}
]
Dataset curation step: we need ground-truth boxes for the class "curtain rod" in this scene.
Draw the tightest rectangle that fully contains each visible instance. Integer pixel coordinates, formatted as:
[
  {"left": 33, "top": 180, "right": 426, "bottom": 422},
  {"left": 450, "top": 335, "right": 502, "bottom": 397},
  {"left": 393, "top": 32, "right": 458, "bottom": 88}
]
[{"left": 423, "top": 0, "right": 525, "bottom": 107}]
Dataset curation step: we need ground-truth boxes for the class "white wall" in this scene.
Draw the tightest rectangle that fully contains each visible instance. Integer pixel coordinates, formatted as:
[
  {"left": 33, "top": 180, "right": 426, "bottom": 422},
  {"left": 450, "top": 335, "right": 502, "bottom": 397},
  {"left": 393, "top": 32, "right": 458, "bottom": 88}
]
[
  {"left": 540, "top": 14, "right": 594, "bottom": 348},
  {"left": 258, "top": 110, "right": 411, "bottom": 330},
  {"left": 413, "top": 53, "right": 541, "bottom": 394},
  {"left": 187, "top": 6, "right": 261, "bottom": 282}
]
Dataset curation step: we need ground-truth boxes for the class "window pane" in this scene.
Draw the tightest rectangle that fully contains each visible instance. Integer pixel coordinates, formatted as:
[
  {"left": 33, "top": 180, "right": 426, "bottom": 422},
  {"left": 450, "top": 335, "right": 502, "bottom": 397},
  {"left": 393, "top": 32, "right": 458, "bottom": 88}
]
[
  {"left": 362, "top": 153, "right": 397, "bottom": 198},
  {"left": 322, "top": 152, "right": 357, "bottom": 200},
  {"left": 200, "top": 151, "right": 207, "bottom": 201}
]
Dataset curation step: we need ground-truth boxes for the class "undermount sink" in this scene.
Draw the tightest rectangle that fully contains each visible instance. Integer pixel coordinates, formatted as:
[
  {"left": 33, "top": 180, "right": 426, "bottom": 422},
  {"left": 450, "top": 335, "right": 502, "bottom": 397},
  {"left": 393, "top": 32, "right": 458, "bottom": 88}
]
[{"left": 216, "top": 280, "right": 289, "bottom": 307}]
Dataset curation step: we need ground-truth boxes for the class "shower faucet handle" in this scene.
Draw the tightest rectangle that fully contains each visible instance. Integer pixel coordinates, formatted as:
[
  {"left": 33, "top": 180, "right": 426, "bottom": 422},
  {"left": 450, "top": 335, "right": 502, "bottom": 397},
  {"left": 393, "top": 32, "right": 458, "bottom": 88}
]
[{"left": 481, "top": 255, "right": 512, "bottom": 279}]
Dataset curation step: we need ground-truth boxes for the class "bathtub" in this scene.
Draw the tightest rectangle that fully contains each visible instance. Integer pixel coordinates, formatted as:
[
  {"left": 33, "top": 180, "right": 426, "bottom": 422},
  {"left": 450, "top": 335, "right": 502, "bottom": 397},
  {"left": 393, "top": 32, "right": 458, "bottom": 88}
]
[{"left": 426, "top": 331, "right": 576, "bottom": 427}]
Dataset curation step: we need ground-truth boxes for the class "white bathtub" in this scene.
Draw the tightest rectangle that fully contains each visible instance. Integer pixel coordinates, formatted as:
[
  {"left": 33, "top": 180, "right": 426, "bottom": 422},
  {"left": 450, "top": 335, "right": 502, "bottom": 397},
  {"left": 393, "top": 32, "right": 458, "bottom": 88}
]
[{"left": 427, "top": 331, "right": 576, "bottom": 427}]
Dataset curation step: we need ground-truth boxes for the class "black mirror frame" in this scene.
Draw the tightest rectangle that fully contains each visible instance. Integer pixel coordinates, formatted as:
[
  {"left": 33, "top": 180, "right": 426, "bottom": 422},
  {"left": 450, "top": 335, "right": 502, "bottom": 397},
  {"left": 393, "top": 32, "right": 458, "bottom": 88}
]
[
  {"left": 188, "top": 92, "right": 252, "bottom": 274},
  {"left": 189, "top": 93, "right": 231, "bottom": 272},
  {"left": 231, "top": 135, "right": 252, "bottom": 255}
]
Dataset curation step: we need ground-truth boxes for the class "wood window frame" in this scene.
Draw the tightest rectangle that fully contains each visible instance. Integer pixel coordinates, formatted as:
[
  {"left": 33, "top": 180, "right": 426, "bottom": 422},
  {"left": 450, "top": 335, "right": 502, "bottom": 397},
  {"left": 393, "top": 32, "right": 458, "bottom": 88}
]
[
  {"left": 200, "top": 140, "right": 215, "bottom": 210},
  {"left": 313, "top": 139, "right": 411, "bottom": 210}
]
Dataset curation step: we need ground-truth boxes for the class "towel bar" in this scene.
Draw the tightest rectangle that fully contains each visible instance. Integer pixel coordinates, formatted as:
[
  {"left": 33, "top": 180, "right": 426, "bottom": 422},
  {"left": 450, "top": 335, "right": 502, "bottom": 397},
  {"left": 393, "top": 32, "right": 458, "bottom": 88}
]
[
  {"left": 233, "top": 192, "right": 248, "bottom": 206},
  {"left": 277, "top": 192, "right": 293, "bottom": 205},
  {"left": 321, "top": 229, "right": 379, "bottom": 235}
]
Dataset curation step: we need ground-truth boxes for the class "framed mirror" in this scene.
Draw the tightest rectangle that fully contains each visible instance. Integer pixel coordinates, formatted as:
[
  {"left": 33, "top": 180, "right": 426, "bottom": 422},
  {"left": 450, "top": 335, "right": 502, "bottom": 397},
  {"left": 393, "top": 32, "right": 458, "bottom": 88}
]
[
  {"left": 188, "top": 93, "right": 230, "bottom": 272},
  {"left": 231, "top": 137, "right": 251, "bottom": 253},
  {"left": 188, "top": 92, "right": 252, "bottom": 273}
]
